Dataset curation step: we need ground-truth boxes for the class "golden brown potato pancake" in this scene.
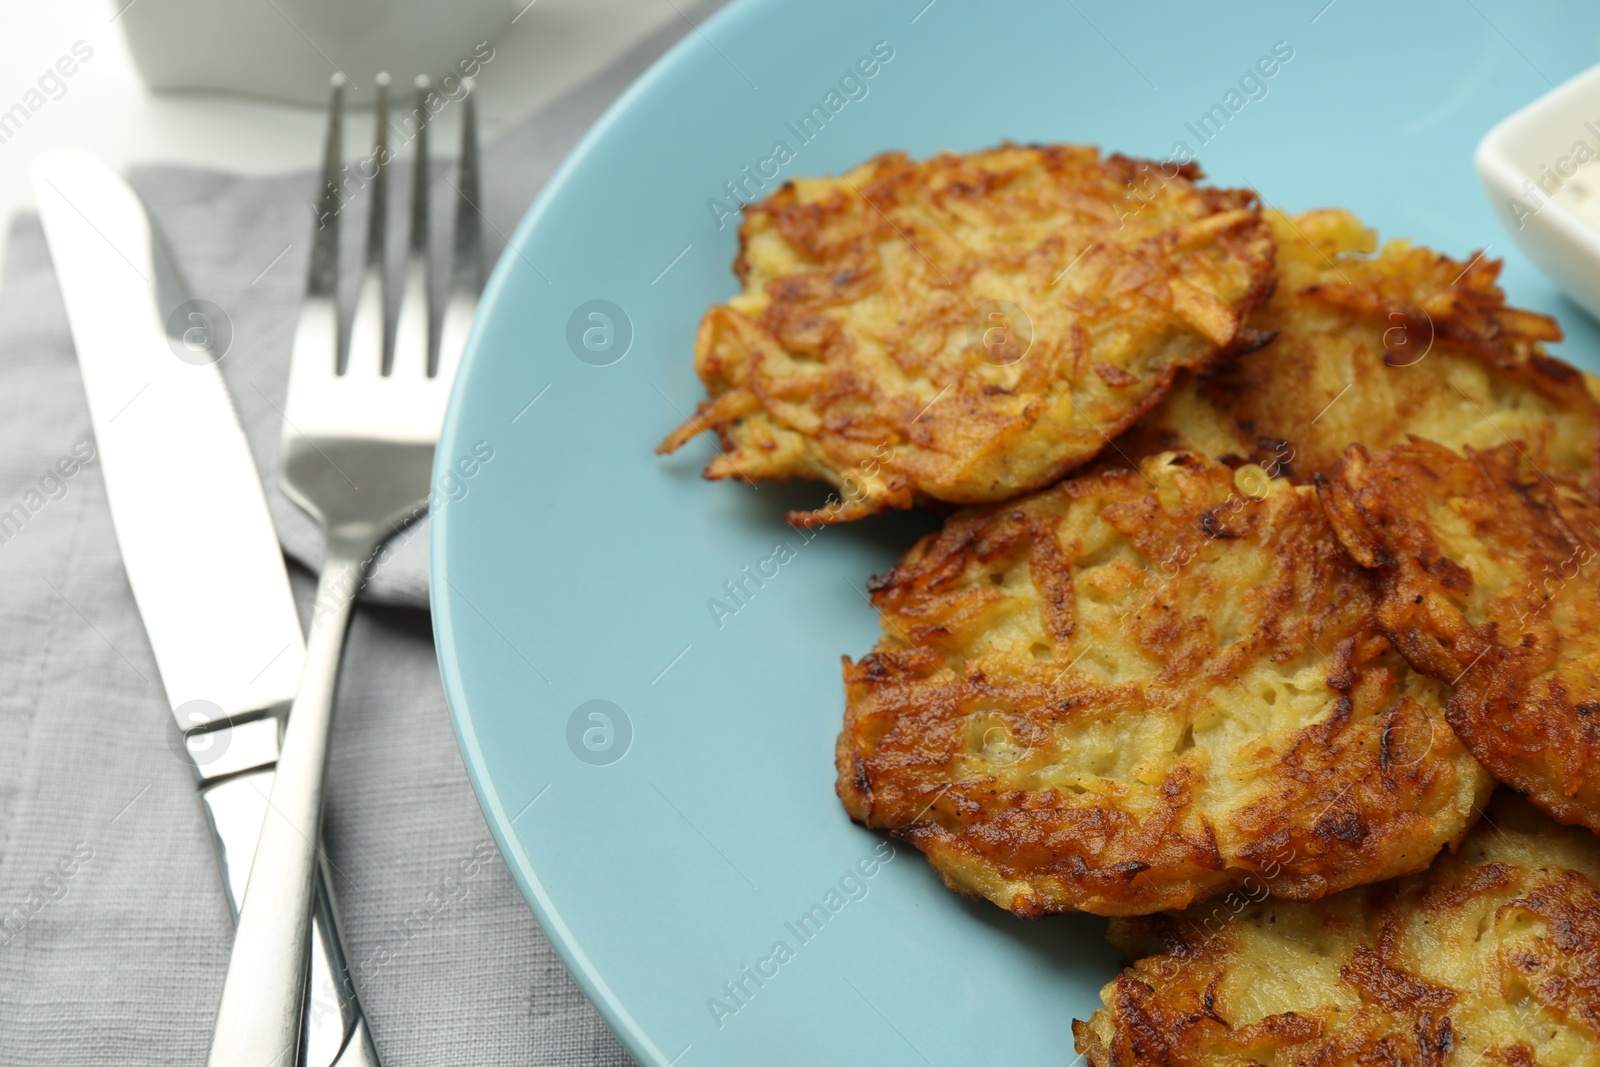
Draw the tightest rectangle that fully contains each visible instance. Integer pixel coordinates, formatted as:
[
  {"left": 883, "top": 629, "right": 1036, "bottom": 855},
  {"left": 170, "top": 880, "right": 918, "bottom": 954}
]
[
  {"left": 1074, "top": 793, "right": 1600, "bottom": 1067},
  {"left": 1321, "top": 438, "right": 1600, "bottom": 833},
  {"left": 1111, "top": 208, "right": 1599, "bottom": 483},
  {"left": 834, "top": 452, "right": 1491, "bottom": 917},
  {"left": 658, "top": 145, "right": 1274, "bottom": 524}
]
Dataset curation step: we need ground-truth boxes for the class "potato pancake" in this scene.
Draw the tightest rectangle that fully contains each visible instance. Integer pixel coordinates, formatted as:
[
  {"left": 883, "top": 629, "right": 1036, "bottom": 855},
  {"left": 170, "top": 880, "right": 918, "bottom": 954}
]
[
  {"left": 1321, "top": 438, "right": 1600, "bottom": 833},
  {"left": 835, "top": 452, "right": 1491, "bottom": 917},
  {"left": 1112, "top": 208, "right": 1599, "bottom": 482},
  {"left": 1074, "top": 793, "right": 1600, "bottom": 1067},
  {"left": 658, "top": 145, "right": 1274, "bottom": 524}
]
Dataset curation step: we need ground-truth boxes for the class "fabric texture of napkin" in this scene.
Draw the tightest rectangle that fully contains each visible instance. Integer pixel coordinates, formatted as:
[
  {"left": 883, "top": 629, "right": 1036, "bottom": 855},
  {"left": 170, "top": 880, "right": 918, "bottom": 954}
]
[{"left": 0, "top": 4, "right": 724, "bottom": 1062}]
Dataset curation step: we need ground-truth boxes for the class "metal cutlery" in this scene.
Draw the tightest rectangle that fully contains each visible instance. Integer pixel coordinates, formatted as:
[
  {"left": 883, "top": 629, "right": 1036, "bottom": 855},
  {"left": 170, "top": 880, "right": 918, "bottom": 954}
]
[
  {"left": 31, "top": 151, "right": 380, "bottom": 1067},
  {"left": 206, "top": 72, "right": 483, "bottom": 1067}
]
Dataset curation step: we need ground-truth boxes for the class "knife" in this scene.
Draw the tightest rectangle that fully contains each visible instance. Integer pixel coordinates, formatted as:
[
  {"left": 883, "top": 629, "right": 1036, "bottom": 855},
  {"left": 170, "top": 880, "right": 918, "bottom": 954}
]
[{"left": 33, "top": 151, "right": 381, "bottom": 1067}]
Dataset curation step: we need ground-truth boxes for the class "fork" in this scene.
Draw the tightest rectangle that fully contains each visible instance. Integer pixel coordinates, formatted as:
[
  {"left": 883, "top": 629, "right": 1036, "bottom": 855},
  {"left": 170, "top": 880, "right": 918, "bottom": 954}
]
[{"left": 206, "top": 71, "right": 483, "bottom": 1067}]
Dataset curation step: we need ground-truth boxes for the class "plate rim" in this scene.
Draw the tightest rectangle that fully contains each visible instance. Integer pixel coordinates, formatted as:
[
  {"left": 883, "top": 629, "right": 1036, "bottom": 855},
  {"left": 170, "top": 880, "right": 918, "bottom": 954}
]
[{"left": 429, "top": 1, "right": 764, "bottom": 1062}]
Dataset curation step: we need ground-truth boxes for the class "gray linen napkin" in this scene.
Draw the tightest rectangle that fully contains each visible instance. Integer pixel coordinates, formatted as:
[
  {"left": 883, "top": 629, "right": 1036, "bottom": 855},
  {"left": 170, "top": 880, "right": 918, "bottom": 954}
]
[{"left": 0, "top": 4, "right": 723, "bottom": 1062}]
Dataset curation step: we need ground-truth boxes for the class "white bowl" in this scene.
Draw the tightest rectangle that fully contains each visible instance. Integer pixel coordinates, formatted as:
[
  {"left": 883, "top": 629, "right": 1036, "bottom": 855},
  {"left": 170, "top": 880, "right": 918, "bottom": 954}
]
[
  {"left": 116, "top": 0, "right": 513, "bottom": 106},
  {"left": 1477, "top": 62, "right": 1600, "bottom": 322}
]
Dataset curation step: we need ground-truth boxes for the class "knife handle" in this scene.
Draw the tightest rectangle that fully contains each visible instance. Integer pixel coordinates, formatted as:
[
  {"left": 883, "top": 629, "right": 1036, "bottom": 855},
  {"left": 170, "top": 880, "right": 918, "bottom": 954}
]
[
  {"left": 200, "top": 771, "right": 381, "bottom": 1067},
  {"left": 310, "top": 857, "right": 382, "bottom": 1067}
]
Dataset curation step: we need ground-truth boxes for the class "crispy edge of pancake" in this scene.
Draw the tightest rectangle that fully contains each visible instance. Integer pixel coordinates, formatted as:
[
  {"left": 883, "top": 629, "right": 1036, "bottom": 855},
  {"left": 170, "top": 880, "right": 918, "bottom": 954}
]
[
  {"left": 1073, "top": 793, "right": 1600, "bottom": 1067},
  {"left": 835, "top": 451, "right": 1490, "bottom": 917},
  {"left": 1107, "top": 208, "right": 1599, "bottom": 485},
  {"left": 1321, "top": 437, "right": 1600, "bottom": 833},
  {"left": 658, "top": 144, "right": 1275, "bottom": 525}
]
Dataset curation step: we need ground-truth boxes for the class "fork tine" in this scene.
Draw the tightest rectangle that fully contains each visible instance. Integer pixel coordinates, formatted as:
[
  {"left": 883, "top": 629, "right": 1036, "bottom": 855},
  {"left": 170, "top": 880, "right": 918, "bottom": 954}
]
[
  {"left": 391, "top": 75, "right": 432, "bottom": 380},
  {"left": 346, "top": 72, "right": 391, "bottom": 378},
  {"left": 436, "top": 77, "right": 482, "bottom": 384},
  {"left": 287, "top": 74, "right": 346, "bottom": 396},
  {"left": 306, "top": 75, "right": 344, "bottom": 305}
]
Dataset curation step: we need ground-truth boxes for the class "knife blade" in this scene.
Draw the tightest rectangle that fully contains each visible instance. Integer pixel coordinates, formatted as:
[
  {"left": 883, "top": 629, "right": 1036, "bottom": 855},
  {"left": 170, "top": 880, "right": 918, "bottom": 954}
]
[{"left": 32, "top": 151, "right": 380, "bottom": 1067}]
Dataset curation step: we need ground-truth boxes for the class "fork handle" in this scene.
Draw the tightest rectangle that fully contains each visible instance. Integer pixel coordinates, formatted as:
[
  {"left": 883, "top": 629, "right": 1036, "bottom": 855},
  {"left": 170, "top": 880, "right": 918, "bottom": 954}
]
[{"left": 207, "top": 540, "right": 369, "bottom": 1067}]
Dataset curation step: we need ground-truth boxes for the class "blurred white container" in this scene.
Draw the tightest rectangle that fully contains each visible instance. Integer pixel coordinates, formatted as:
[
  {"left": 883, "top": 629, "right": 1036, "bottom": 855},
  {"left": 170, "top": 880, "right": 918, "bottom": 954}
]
[
  {"left": 1477, "top": 62, "right": 1600, "bottom": 322},
  {"left": 115, "top": 0, "right": 513, "bottom": 105}
]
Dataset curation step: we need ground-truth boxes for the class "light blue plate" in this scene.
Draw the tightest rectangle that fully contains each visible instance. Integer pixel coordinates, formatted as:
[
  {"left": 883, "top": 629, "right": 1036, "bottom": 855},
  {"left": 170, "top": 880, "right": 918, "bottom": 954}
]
[{"left": 432, "top": 3, "right": 1600, "bottom": 1063}]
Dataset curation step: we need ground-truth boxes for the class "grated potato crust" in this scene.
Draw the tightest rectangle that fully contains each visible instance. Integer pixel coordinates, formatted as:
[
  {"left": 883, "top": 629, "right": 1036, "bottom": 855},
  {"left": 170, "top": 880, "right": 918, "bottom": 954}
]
[
  {"left": 659, "top": 144, "right": 1274, "bottom": 524},
  {"left": 1323, "top": 438, "right": 1600, "bottom": 833},
  {"left": 1076, "top": 793, "right": 1600, "bottom": 1067},
  {"left": 1111, "top": 209, "right": 1599, "bottom": 483},
  {"left": 835, "top": 452, "right": 1491, "bottom": 916}
]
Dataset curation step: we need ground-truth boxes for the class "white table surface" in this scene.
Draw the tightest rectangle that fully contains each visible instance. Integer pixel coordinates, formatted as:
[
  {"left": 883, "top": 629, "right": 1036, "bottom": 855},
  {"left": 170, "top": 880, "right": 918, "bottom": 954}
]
[{"left": 0, "top": 0, "right": 681, "bottom": 282}]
